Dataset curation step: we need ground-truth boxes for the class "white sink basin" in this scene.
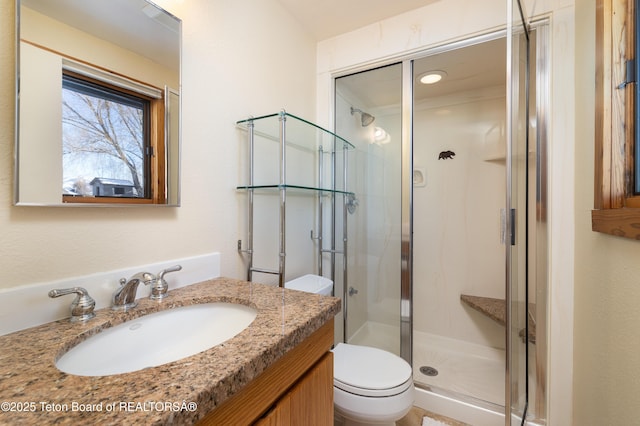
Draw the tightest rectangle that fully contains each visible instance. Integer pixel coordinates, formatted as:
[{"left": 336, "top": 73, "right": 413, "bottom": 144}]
[{"left": 55, "top": 303, "right": 257, "bottom": 376}]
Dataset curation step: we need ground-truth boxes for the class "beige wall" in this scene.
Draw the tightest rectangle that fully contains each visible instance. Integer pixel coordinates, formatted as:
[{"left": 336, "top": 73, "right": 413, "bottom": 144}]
[
  {"left": 573, "top": 1, "right": 640, "bottom": 424},
  {"left": 0, "top": 0, "right": 316, "bottom": 290}
]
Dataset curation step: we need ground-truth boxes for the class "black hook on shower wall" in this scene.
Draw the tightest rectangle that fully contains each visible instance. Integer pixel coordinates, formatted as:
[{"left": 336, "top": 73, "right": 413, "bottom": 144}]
[{"left": 438, "top": 150, "right": 455, "bottom": 160}]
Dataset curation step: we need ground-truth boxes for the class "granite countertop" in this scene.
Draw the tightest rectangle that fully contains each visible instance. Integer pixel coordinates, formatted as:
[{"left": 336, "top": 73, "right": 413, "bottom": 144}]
[{"left": 0, "top": 278, "right": 341, "bottom": 425}]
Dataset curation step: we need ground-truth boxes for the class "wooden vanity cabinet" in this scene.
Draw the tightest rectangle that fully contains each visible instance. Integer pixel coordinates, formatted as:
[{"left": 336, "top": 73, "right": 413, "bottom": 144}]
[{"left": 198, "top": 319, "right": 334, "bottom": 426}]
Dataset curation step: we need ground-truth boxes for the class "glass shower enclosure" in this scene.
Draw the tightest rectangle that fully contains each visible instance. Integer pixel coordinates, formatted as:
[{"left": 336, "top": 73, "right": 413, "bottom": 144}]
[{"left": 333, "top": 4, "right": 545, "bottom": 423}]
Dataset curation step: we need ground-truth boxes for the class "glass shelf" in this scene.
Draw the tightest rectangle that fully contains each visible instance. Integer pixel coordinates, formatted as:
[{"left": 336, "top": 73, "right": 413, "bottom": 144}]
[
  {"left": 236, "top": 184, "right": 354, "bottom": 197},
  {"left": 236, "top": 110, "right": 352, "bottom": 193},
  {"left": 236, "top": 111, "right": 354, "bottom": 153}
]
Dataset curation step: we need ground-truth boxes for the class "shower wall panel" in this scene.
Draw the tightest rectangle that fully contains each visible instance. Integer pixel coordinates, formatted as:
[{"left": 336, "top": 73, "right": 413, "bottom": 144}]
[{"left": 413, "top": 92, "right": 506, "bottom": 350}]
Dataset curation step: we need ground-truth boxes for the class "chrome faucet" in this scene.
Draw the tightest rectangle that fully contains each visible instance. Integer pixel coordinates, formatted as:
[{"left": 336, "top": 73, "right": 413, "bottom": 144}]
[
  {"left": 112, "top": 265, "right": 182, "bottom": 310},
  {"left": 48, "top": 287, "right": 96, "bottom": 322},
  {"left": 112, "top": 272, "right": 155, "bottom": 311}
]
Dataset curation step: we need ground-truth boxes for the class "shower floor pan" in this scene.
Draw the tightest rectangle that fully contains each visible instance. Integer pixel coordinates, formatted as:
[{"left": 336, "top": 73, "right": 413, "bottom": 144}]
[{"left": 413, "top": 330, "right": 505, "bottom": 406}]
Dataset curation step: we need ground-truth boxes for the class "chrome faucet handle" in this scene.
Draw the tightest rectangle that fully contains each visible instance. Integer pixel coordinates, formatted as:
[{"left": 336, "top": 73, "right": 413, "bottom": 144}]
[
  {"left": 149, "top": 265, "right": 182, "bottom": 300},
  {"left": 48, "top": 287, "right": 96, "bottom": 322}
]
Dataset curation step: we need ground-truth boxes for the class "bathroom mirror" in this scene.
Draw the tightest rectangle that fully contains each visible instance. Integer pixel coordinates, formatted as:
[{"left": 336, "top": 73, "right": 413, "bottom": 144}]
[{"left": 15, "top": 0, "right": 181, "bottom": 206}]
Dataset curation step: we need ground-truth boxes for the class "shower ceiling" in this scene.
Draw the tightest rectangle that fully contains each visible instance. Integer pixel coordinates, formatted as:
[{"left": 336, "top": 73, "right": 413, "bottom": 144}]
[{"left": 336, "top": 37, "right": 506, "bottom": 110}]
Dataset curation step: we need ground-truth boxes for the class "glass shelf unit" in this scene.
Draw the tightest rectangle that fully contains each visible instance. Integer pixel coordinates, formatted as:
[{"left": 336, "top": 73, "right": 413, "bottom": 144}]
[
  {"left": 236, "top": 111, "right": 354, "bottom": 193},
  {"left": 236, "top": 110, "right": 353, "bottom": 288}
]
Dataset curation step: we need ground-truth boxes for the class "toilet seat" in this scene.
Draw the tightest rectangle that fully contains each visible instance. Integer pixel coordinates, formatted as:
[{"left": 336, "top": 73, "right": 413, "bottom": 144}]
[{"left": 332, "top": 343, "right": 413, "bottom": 397}]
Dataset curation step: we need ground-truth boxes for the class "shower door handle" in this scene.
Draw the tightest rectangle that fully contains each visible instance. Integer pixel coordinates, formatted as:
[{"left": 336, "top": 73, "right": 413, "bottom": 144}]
[{"left": 501, "top": 208, "right": 516, "bottom": 246}]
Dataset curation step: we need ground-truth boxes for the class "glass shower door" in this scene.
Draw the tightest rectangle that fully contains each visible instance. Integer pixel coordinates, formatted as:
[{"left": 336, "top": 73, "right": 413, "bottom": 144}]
[
  {"left": 334, "top": 63, "right": 404, "bottom": 355},
  {"left": 506, "top": 0, "right": 530, "bottom": 423}
]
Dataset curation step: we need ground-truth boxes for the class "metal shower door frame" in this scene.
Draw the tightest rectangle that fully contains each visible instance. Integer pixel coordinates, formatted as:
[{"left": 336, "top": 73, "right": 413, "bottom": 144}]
[{"left": 400, "top": 59, "right": 414, "bottom": 363}]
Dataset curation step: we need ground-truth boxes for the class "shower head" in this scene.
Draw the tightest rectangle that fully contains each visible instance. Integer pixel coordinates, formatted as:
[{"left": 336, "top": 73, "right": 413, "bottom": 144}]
[{"left": 350, "top": 107, "right": 375, "bottom": 127}]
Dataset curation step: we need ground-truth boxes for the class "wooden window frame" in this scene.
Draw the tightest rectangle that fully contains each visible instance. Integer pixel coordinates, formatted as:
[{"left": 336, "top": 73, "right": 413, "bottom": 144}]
[{"left": 593, "top": 0, "right": 640, "bottom": 239}]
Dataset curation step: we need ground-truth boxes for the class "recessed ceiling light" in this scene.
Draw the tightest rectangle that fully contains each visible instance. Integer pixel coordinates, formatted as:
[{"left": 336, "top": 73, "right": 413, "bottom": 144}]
[{"left": 418, "top": 70, "right": 447, "bottom": 85}]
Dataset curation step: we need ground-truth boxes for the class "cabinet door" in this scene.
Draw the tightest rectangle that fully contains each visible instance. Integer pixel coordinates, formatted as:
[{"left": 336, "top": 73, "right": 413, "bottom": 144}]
[
  {"left": 255, "top": 394, "right": 291, "bottom": 426},
  {"left": 255, "top": 352, "right": 333, "bottom": 426},
  {"left": 289, "top": 352, "right": 333, "bottom": 425}
]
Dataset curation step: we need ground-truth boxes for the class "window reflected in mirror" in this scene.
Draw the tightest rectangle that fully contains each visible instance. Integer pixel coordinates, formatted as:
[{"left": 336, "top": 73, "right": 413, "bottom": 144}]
[{"left": 62, "top": 72, "right": 151, "bottom": 200}]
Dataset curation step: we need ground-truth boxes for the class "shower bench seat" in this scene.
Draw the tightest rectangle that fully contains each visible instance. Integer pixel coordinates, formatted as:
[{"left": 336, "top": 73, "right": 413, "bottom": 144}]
[{"left": 460, "top": 294, "right": 536, "bottom": 344}]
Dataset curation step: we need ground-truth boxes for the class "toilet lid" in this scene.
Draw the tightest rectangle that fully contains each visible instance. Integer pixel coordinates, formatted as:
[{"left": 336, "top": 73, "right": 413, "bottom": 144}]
[{"left": 332, "top": 343, "right": 412, "bottom": 393}]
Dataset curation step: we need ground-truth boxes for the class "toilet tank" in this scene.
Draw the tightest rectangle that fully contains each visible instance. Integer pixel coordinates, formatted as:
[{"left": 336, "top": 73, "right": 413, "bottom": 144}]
[{"left": 285, "top": 274, "right": 333, "bottom": 296}]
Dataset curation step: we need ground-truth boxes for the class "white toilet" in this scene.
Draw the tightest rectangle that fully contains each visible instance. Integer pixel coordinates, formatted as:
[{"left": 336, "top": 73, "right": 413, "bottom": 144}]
[{"left": 285, "top": 275, "right": 415, "bottom": 426}]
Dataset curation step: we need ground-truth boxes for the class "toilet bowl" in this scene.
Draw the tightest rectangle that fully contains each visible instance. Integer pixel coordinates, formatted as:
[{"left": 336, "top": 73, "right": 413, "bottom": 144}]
[
  {"left": 332, "top": 343, "right": 414, "bottom": 426},
  {"left": 284, "top": 274, "right": 414, "bottom": 425}
]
